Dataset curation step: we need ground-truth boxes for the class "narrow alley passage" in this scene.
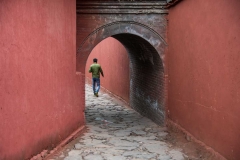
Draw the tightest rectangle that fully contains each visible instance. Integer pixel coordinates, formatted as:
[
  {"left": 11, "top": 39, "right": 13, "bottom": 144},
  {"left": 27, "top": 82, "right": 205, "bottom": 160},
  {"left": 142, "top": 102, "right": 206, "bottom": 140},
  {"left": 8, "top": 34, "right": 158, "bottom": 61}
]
[{"left": 48, "top": 85, "right": 188, "bottom": 160}]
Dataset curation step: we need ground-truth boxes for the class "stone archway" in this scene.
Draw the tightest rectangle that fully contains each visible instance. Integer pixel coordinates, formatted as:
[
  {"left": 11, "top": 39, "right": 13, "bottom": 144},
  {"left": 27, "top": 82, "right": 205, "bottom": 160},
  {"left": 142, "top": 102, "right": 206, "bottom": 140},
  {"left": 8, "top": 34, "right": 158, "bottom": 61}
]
[{"left": 77, "top": 1, "right": 168, "bottom": 125}]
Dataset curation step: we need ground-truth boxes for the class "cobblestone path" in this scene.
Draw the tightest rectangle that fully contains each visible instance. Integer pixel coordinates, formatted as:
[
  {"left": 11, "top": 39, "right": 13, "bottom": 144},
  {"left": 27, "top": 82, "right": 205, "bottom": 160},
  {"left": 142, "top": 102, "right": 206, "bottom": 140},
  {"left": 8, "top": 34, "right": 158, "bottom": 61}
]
[{"left": 49, "top": 85, "right": 186, "bottom": 160}]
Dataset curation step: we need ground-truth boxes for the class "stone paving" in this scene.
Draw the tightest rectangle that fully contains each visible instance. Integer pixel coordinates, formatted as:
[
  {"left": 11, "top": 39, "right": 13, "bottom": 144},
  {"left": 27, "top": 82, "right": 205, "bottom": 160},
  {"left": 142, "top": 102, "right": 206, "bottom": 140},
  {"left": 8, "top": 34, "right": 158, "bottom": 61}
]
[{"left": 49, "top": 84, "right": 186, "bottom": 160}]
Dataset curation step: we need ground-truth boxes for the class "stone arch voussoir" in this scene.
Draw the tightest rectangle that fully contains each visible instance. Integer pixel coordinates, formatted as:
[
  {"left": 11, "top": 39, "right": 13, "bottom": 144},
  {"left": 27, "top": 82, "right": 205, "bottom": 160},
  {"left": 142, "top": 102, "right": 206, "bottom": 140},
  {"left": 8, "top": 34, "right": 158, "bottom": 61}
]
[{"left": 77, "top": 21, "right": 167, "bottom": 73}]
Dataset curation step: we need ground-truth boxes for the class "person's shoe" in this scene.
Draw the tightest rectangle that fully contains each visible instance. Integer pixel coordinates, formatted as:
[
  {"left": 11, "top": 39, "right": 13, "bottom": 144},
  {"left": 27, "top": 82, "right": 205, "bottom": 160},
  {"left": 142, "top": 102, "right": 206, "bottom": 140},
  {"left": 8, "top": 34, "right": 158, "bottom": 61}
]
[{"left": 95, "top": 92, "right": 98, "bottom": 97}]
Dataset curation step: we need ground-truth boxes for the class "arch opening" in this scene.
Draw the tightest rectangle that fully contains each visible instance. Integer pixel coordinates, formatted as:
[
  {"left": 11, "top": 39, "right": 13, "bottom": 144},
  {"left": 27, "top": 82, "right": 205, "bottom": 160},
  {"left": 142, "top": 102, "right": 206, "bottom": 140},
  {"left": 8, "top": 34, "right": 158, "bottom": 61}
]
[
  {"left": 78, "top": 22, "right": 166, "bottom": 125},
  {"left": 85, "top": 37, "right": 130, "bottom": 102}
]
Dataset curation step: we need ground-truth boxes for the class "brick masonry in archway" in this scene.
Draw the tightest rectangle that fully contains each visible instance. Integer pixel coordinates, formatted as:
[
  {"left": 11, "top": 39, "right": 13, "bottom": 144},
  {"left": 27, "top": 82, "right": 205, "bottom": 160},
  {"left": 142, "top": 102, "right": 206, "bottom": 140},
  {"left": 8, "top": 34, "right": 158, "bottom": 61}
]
[{"left": 76, "top": 1, "right": 169, "bottom": 125}]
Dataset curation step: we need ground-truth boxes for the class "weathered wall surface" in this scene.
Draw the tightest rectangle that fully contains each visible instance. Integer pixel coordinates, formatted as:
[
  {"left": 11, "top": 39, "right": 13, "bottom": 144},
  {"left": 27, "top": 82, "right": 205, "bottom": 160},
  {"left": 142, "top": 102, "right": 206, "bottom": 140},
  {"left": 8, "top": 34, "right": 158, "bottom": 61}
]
[
  {"left": 0, "top": 0, "right": 84, "bottom": 159},
  {"left": 167, "top": 0, "right": 240, "bottom": 159},
  {"left": 85, "top": 37, "right": 130, "bottom": 102}
]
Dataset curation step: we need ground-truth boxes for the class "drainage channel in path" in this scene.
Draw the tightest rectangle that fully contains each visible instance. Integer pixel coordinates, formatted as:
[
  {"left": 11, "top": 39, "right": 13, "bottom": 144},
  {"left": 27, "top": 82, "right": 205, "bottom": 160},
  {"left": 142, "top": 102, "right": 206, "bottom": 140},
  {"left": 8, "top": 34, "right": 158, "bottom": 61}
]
[{"left": 48, "top": 84, "right": 187, "bottom": 160}]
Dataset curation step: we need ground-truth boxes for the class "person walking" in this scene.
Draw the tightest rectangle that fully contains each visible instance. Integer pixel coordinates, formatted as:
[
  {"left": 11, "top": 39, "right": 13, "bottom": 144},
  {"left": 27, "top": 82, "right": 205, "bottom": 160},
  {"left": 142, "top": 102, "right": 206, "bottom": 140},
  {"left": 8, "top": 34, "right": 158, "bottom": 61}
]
[{"left": 89, "top": 58, "right": 104, "bottom": 97}]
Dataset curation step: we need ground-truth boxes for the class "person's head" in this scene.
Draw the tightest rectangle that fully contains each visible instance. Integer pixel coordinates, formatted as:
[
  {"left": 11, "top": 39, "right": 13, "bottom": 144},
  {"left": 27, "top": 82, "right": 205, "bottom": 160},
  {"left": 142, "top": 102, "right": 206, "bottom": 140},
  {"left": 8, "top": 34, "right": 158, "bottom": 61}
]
[{"left": 93, "top": 58, "right": 98, "bottom": 63}]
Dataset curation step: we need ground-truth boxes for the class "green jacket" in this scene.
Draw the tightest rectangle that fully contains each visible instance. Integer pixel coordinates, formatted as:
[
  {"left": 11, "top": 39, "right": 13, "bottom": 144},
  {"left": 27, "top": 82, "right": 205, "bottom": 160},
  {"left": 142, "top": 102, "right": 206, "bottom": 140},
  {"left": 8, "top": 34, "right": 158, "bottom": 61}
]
[{"left": 89, "top": 63, "right": 104, "bottom": 78}]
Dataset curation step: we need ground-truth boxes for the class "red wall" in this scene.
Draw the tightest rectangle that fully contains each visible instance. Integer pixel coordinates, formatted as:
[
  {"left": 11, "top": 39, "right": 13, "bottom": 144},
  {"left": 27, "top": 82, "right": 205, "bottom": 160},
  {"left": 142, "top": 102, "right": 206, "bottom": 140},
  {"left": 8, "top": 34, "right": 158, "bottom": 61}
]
[
  {"left": 167, "top": 0, "right": 240, "bottom": 159},
  {"left": 85, "top": 37, "right": 130, "bottom": 102},
  {"left": 0, "top": 0, "right": 84, "bottom": 159}
]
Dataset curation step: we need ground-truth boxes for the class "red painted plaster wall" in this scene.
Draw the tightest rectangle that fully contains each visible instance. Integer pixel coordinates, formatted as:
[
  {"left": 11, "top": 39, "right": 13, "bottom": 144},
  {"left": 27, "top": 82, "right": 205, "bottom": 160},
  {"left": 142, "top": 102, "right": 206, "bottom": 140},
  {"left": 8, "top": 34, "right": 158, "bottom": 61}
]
[
  {"left": 0, "top": 0, "right": 84, "bottom": 159},
  {"left": 167, "top": 0, "right": 240, "bottom": 159},
  {"left": 85, "top": 37, "right": 130, "bottom": 102}
]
